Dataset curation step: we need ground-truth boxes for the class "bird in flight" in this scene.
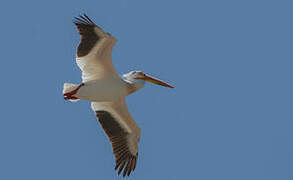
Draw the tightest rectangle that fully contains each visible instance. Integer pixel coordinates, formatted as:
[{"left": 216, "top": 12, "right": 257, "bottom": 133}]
[{"left": 63, "top": 14, "right": 173, "bottom": 177}]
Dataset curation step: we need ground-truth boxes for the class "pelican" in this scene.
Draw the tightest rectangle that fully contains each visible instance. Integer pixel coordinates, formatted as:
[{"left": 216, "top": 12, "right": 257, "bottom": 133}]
[{"left": 63, "top": 14, "right": 173, "bottom": 177}]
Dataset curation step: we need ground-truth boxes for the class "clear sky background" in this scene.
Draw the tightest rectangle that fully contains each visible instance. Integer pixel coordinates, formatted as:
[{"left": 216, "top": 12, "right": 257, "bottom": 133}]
[{"left": 0, "top": 0, "right": 292, "bottom": 179}]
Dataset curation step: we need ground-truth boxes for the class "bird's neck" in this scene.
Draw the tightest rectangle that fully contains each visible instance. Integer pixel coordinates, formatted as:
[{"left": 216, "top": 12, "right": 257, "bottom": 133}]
[{"left": 122, "top": 78, "right": 144, "bottom": 95}]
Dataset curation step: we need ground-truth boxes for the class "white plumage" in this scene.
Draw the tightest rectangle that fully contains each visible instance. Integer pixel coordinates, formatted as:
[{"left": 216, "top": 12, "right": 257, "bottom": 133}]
[{"left": 63, "top": 14, "right": 173, "bottom": 177}]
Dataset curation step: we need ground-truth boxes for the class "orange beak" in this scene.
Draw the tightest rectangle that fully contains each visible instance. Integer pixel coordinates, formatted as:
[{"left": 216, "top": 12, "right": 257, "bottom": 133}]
[{"left": 136, "top": 73, "right": 174, "bottom": 88}]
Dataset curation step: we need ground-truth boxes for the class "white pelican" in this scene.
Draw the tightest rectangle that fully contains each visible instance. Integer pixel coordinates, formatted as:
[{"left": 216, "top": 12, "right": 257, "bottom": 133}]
[{"left": 63, "top": 14, "right": 173, "bottom": 177}]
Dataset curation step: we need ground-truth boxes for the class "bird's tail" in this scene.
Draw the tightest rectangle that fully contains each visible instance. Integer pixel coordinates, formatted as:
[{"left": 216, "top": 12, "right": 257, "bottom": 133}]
[{"left": 63, "top": 83, "right": 80, "bottom": 102}]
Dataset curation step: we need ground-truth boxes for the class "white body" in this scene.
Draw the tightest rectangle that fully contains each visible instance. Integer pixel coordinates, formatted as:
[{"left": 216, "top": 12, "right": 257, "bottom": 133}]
[{"left": 76, "top": 77, "right": 129, "bottom": 102}]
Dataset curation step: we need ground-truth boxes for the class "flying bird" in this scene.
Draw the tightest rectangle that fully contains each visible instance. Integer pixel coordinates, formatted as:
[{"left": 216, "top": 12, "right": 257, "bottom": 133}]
[{"left": 63, "top": 14, "right": 173, "bottom": 177}]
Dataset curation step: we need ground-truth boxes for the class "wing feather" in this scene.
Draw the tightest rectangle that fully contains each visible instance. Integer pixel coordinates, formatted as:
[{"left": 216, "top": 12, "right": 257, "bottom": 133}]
[
  {"left": 73, "top": 14, "right": 118, "bottom": 82},
  {"left": 92, "top": 100, "right": 141, "bottom": 177}
]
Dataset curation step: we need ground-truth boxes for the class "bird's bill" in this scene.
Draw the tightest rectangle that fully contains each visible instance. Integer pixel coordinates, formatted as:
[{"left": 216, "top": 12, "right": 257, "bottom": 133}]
[{"left": 137, "top": 74, "right": 174, "bottom": 88}]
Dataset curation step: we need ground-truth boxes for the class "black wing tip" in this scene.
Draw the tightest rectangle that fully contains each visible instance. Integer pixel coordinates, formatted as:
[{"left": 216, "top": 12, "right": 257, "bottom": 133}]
[
  {"left": 73, "top": 13, "right": 95, "bottom": 26},
  {"left": 115, "top": 154, "right": 138, "bottom": 177},
  {"left": 95, "top": 110, "right": 138, "bottom": 177}
]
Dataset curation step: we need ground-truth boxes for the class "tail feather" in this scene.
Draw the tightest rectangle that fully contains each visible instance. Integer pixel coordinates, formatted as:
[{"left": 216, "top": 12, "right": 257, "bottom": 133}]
[{"left": 63, "top": 83, "right": 80, "bottom": 102}]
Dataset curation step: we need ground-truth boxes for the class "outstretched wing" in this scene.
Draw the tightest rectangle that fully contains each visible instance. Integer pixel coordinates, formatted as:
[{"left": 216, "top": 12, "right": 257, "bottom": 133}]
[
  {"left": 73, "top": 14, "right": 118, "bottom": 82},
  {"left": 91, "top": 99, "right": 141, "bottom": 177}
]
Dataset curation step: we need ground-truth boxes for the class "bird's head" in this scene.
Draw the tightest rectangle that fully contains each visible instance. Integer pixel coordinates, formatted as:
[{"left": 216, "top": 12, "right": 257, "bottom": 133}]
[{"left": 123, "top": 70, "right": 174, "bottom": 89}]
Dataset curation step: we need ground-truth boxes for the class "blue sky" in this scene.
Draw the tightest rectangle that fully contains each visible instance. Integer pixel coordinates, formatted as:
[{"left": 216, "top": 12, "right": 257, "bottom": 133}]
[{"left": 0, "top": 0, "right": 292, "bottom": 179}]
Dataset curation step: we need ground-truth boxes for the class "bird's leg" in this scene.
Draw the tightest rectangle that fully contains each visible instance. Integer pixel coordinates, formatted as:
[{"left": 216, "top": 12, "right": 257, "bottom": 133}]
[{"left": 64, "top": 83, "right": 85, "bottom": 100}]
